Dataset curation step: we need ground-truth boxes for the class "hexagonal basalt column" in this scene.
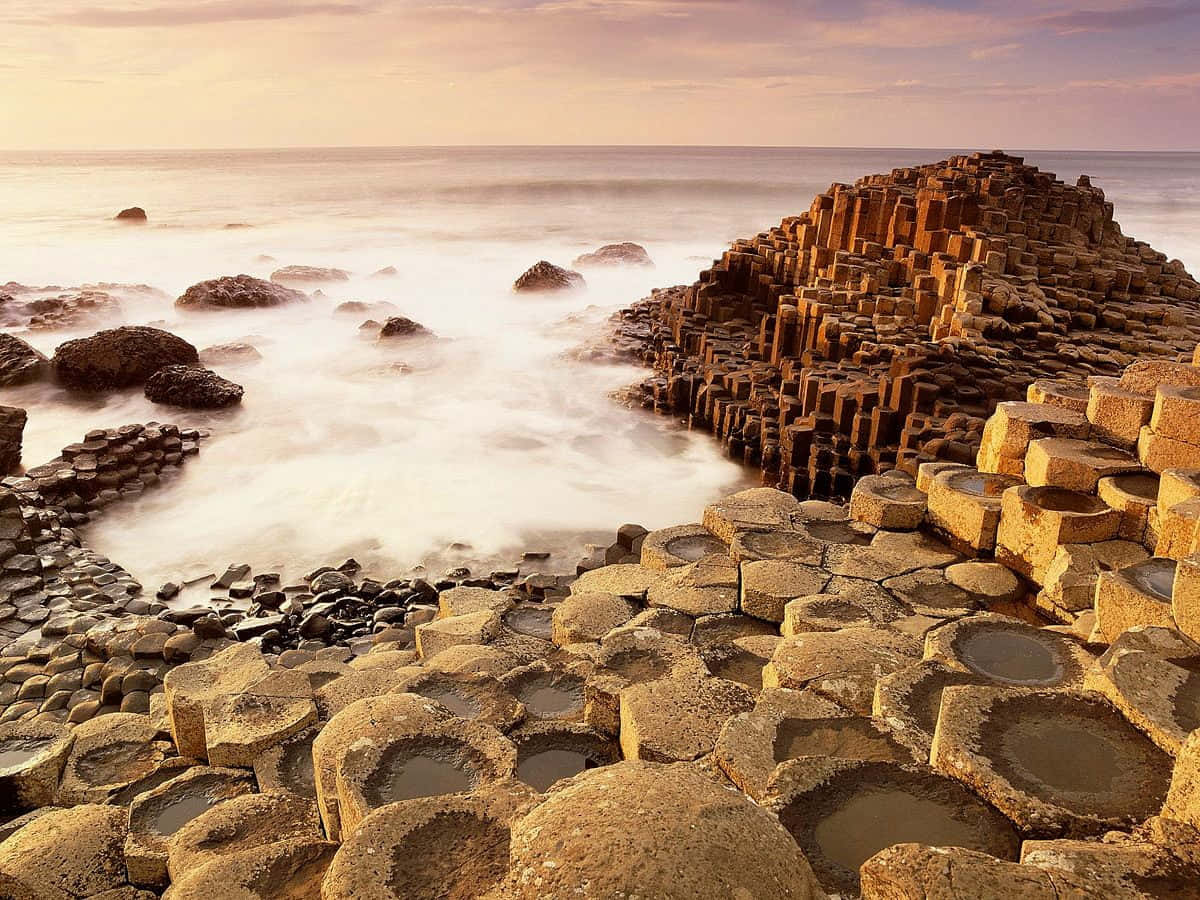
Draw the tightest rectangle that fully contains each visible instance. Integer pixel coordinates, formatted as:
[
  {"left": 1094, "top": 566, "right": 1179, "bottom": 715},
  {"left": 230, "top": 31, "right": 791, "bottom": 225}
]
[
  {"left": 639, "top": 524, "right": 728, "bottom": 570},
  {"left": 1023, "top": 438, "right": 1141, "bottom": 493},
  {"left": 996, "top": 485, "right": 1120, "bottom": 583},
  {"left": 925, "top": 467, "right": 1020, "bottom": 553},
  {"left": 923, "top": 614, "right": 1093, "bottom": 690},
  {"left": 0, "top": 720, "right": 72, "bottom": 812},
  {"left": 849, "top": 473, "right": 927, "bottom": 530},
  {"left": 1094, "top": 557, "right": 1178, "bottom": 642}
]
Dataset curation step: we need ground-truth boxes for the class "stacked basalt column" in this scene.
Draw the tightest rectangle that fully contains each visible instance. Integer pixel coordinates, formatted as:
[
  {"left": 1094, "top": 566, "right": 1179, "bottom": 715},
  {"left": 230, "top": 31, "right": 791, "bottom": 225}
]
[{"left": 619, "top": 151, "right": 1200, "bottom": 501}]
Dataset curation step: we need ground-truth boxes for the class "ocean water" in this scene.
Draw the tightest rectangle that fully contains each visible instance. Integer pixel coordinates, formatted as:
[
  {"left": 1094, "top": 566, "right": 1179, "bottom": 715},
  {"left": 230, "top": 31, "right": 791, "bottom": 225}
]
[{"left": 1, "top": 146, "right": 1197, "bottom": 589}]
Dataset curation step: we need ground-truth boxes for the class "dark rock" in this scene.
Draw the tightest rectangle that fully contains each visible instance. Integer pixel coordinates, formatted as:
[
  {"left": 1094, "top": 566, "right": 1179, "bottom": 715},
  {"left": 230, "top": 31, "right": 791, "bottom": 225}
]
[
  {"left": 270, "top": 265, "right": 350, "bottom": 284},
  {"left": 0, "top": 333, "right": 49, "bottom": 386},
  {"left": 0, "top": 406, "right": 26, "bottom": 474},
  {"left": 177, "top": 274, "right": 307, "bottom": 310},
  {"left": 144, "top": 365, "right": 244, "bottom": 409},
  {"left": 378, "top": 316, "right": 432, "bottom": 339},
  {"left": 232, "top": 614, "right": 285, "bottom": 640},
  {"left": 573, "top": 242, "right": 654, "bottom": 268},
  {"left": 52, "top": 326, "right": 199, "bottom": 390},
  {"left": 214, "top": 564, "right": 251, "bottom": 589},
  {"left": 310, "top": 570, "right": 354, "bottom": 594},
  {"left": 115, "top": 207, "right": 147, "bottom": 222},
  {"left": 513, "top": 261, "right": 585, "bottom": 293}
]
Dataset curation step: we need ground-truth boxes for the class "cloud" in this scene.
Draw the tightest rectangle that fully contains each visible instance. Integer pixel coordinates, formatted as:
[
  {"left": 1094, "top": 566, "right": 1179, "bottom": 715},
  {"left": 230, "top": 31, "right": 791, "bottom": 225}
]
[
  {"left": 1038, "top": 3, "right": 1200, "bottom": 34},
  {"left": 30, "top": 1, "right": 373, "bottom": 27},
  {"left": 970, "top": 41, "right": 1021, "bottom": 59}
]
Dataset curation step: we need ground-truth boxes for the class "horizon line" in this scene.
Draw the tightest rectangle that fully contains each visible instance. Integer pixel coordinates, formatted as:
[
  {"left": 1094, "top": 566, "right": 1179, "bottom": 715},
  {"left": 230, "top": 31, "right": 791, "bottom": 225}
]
[{"left": 2, "top": 143, "right": 1199, "bottom": 154}]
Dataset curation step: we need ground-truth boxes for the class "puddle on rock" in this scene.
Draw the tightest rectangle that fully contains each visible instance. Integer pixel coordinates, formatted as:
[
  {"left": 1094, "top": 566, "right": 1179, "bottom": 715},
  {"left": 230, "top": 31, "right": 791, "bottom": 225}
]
[
  {"left": 365, "top": 751, "right": 476, "bottom": 805},
  {"left": 664, "top": 533, "right": 727, "bottom": 562},
  {"left": 1034, "top": 488, "right": 1104, "bottom": 514},
  {"left": 805, "top": 521, "right": 872, "bottom": 546},
  {"left": 514, "top": 676, "right": 584, "bottom": 718},
  {"left": 709, "top": 650, "right": 768, "bottom": 692},
  {"left": 424, "top": 687, "right": 482, "bottom": 719},
  {"left": 76, "top": 740, "right": 159, "bottom": 786},
  {"left": 152, "top": 793, "right": 222, "bottom": 836},
  {"left": 1004, "top": 721, "right": 1121, "bottom": 795},
  {"left": 516, "top": 749, "right": 601, "bottom": 792},
  {"left": 947, "top": 471, "right": 1010, "bottom": 498},
  {"left": 957, "top": 629, "right": 1064, "bottom": 685},
  {"left": 504, "top": 606, "right": 554, "bottom": 640},
  {"left": 1126, "top": 559, "right": 1177, "bottom": 600},
  {"left": 279, "top": 738, "right": 317, "bottom": 797},
  {"left": 773, "top": 719, "right": 910, "bottom": 764},
  {"left": 741, "top": 530, "right": 820, "bottom": 559},
  {"left": 0, "top": 737, "right": 55, "bottom": 770}
]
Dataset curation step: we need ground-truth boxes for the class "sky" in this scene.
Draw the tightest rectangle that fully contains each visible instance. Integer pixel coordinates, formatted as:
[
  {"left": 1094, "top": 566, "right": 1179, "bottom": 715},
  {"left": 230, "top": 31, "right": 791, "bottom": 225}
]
[{"left": 1, "top": 0, "right": 1198, "bottom": 149}]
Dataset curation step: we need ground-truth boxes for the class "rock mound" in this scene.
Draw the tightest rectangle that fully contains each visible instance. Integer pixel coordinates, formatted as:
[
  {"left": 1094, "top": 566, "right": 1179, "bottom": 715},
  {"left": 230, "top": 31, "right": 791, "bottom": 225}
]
[
  {"left": 270, "top": 266, "right": 350, "bottom": 284},
  {"left": 513, "top": 261, "right": 585, "bottom": 293},
  {"left": 378, "top": 316, "right": 432, "bottom": 339},
  {"left": 177, "top": 275, "right": 307, "bottom": 310},
  {"left": 573, "top": 242, "right": 654, "bottom": 268},
  {"left": 0, "top": 334, "right": 48, "bottom": 386},
  {"left": 198, "top": 342, "right": 262, "bottom": 366},
  {"left": 144, "top": 365, "right": 244, "bottom": 409},
  {"left": 114, "top": 207, "right": 147, "bottom": 222},
  {"left": 53, "top": 326, "right": 199, "bottom": 390}
]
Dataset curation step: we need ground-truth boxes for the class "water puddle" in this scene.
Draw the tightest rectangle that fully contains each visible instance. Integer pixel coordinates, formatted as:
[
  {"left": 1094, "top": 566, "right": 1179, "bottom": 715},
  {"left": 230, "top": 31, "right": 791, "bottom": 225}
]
[
  {"left": 1126, "top": 558, "right": 1177, "bottom": 600},
  {"left": 1005, "top": 721, "right": 1120, "bottom": 794},
  {"left": 503, "top": 606, "right": 554, "bottom": 640},
  {"left": 364, "top": 750, "right": 476, "bottom": 805},
  {"left": 424, "top": 687, "right": 482, "bottom": 719},
  {"left": 516, "top": 749, "right": 601, "bottom": 792},
  {"left": 773, "top": 718, "right": 909, "bottom": 764},
  {"left": 664, "top": 533, "right": 726, "bottom": 562},
  {"left": 957, "top": 629, "right": 1064, "bottom": 685},
  {"left": 0, "top": 737, "right": 54, "bottom": 770},
  {"left": 151, "top": 793, "right": 223, "bottom": 836},
  {"left": 514, "top": 675, "right": 584, "bottom": 718},
  {"left": 947, "top": 471, "right": 1011, "bottom": 498}
]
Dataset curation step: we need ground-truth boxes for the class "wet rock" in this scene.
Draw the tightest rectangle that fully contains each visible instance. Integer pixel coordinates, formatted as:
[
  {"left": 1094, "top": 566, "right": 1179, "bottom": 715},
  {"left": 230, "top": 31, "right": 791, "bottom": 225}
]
[
  {"left": 0, "top": 334, "right": 49, "bottom": 386},
  {"left": 378, "top": 316, "right": 432, "bottom": 339},
  {"left": 512, "top": 261, "right": 584, "bottom": 293},
  {"left": 176, "top": 274, "right": 307, "bottom": 310},
  {"left": 0, "top": 720, "right": 73, "bottom": 812},
  {"left": 197, "top": 342, "right": 262, "bottom": 366},
  {"left": 52, "top": 326, "right": 199, "bottom": 390},
  {"left": 270, "top": 265, "right": 350, "bottom": 284},
  {"left": 115, "top": 207, "right": 147, "bottom": 222},
  {"left": 573, "top": 242, "right": 654, "bottom": 268},
  {"left": 144, "top": 365, "right": 244, "bottom": 409}
]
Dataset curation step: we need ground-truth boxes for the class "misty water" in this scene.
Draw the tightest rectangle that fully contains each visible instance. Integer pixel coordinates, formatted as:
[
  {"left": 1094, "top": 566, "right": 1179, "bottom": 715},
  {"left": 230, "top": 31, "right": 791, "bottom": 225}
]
[{"left": 2, "top": 147, "right": 1198, "bottom": 589}]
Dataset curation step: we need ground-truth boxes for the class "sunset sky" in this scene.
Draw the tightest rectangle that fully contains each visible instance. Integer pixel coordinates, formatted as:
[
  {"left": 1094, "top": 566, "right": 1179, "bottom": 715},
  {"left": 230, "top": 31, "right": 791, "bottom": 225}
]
[{"left": 3, "top": 0, "right": 1198, "bottom": 149}]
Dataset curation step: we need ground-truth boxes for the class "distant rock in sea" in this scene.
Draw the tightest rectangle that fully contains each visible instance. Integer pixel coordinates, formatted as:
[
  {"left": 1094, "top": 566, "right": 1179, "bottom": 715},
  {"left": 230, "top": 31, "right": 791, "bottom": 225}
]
[
  {"left": 573, "top": 242, "right": 654, "bottom": 268},
  {"left": 199, "top": 342, "right": 263, "bottom": 366},
  {"left": 114, "top": 207, "right": 147, "bottom": 222},
  {"left": 177, "top": 275, "right": 307, "bottom": 310},
  {"left": 513, "top": 261, "right": 585, "bottom": 293},
  {"left": 378, "top": 316, "right": 432, "bottom": 339},
  {"left": 372, "top": 266, "right": 398, "bottom": 278},
  {"left": 335, "top": 300, "right": 399, "bottom": 318},
  {"left": 145, "top": 365, "right": 244, "bottom": 409},
  {"left": 270, "top": 265, "right": 350, "bottom": 285},
  {"left": 53, "top": 325, "right": 199, "bottom": 390},
  {"left": 0, "top": 333, "right": 49, "bottom": 386}
]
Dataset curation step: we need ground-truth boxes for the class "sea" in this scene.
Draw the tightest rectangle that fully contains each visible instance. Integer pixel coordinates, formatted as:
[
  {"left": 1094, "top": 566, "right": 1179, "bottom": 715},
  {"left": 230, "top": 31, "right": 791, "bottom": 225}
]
[{"left": 1, "top": 146, "right": 1198, "bottom": 590}]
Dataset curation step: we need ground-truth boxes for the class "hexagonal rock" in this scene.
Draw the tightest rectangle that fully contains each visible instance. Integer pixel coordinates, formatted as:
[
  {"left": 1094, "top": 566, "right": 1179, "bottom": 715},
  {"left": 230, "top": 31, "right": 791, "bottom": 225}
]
[
  {"left": 1027, "top": 379, "right": 1089, "bottom": 412},
  {"left": 737, "top": 560, "right": 828, "bottom": 623},
  {"left": 1164, "top": 729, "right": 1200, "bottom": 830},
  {"left": 437, "top": 586, "right": 512, "bottom": 620},
  {"left": 550, "top": 591, "right": 636, "bottom": 645},
  {"left": 780, "top": 594, "right": 874, "bottom": 635},
  {"left": 871, "top": 659, "right": 991, "bottom": 760},
  {"left": 163, "top": 643, "right": 270, "bottom": 759},
  {"left": 946, "top": 561, "right": 1024, "bottom": 606},
  {"left": 702, "top": 633, "right": 779, "bottom": 693},
  {"left": 334, "top": 717, "right": 517, "bottom": 838},
  {"left": 1088, "top": 376, "right": 1156, "bottom": 449},
  {"left": 849, "top": 473, "right": 927, "bottom": 529},
  {"left": 125, "top": 766, "right": 254, "bottom": 887},
  {"left": 1020, "top": 836, "right": 1200, "bottom": 897},
  {"left": 161, "top": 837, "right": 338, "bottom": 900},
  {"left": 860, "top": 843, "right": 1134, "bottom": 899},
  {"left": 204, "top": 668, "right": 317, "bottom": 767},
  {"left": 253, "top": 726, "right": 318, "bottom": 799},
  {"left": 509, "top": 720, "right": 619, "bottom": 793},
  {"left": 925, "top": 466, "right": 1021, "bottom": 553},
  {"left": 1085, "top": 644, "right": 1200, "bottom": 756},
  {"left": 931, "top": 686, "right": 1174, "bottom": 837},
  {"left": 763, "top": 626, "right": 921, "bottom": 714},
  {"left": 882, "top": 567, "right": 977, "bottom": 617},
  {"left": 767, "top": 757, "right": 1019, "bottom": 897},
  {"left": 322, "top": 784, "right": 538, "bottom": 899},
  {"left": 313, "top": 668, "right": 409, "bottom": 721},
  {"left": 1152, "top": 383, "right": 1200, "bottom": 444},
  {"left": 1036, "top": 539, "right": 1149, "bottom": 621},
  {"left": 56, "top": 712, "right": 171, "bottom": 805},
  {"left": 1176, "top": 553, "right": 1200, "bottom": 643},
  {"left": 729, "top": 528, "right": 824, "bottom": 565},
  {"left": 639, "top": 523, "right": 728, "bottom": 570},
  {"left": 646, "top": 554, "right": 739, "bottom": 617},
  {"left": 569, "top": 563, "right": 665, "bottom": 600},
  {"left": 826, "top": 529, "right": 961, "bottom": 583},
  {"left": 923, "top": 614, "right": 1093, "bottom": 690},
  {"left": 499, "top": 660, "right": 587, "bottom": 722},
  {"left": 1094, "top": 557, "right": 1178, "bottom": 642},
  {"left": 702, "top": 487, "right": 804, "bottom": 543},
  {"left": 0, "top": 804, "right": 129, "bottom": 897},
  {"left": 1099, "top": 471, "right": 1160, "bottom": 541},
  {"left": 498, "top": 760, "right": 826, "bottom": 899},
  {"left": 1024, "top": 437, "right": 1142, "bottom": 494},
  {"left": 1118, "top": 360, "right": 1200, "bottom": 396},
  {"left": 978, "top": 401, "right": 1091, "bottom": 476},
  {"left": 714, "top": 689, "right": 915, "bottom": 801},
  {"left": 996, "top": 484, "right": 1121, "bottom": 583},
  {"left": 619, "top": 669, "right": 753, "bottom": 762},
  {"left": 415, "top": 609, "right": 502, "bottom": 660},
  {"left": 166, "top": 791, "right": 322, "bottom": 882},
  {"left": 1138, "top": 425, "right": 1200, "bottom": 474},
  {"left": 0, "top": 720, "right": 72, "bottom": 811},
  {"left": 312, "top": 693, "right": 455, "bottom": 841},
  {"left": 422, "top": 643, "right": 521, "bottom": 678},
  {"left": 391, "top": 669, "right": 525, "bottom": 732}
]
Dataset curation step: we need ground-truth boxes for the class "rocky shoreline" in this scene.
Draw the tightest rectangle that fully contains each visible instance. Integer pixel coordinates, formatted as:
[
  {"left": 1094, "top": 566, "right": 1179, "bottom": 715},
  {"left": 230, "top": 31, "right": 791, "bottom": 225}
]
[{"left": 2, "top": 153, "right": 1200, "bottom": 898}]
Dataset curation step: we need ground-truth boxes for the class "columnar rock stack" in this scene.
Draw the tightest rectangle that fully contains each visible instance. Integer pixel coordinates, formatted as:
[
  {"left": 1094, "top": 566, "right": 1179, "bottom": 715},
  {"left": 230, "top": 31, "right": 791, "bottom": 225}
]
[{"left": 618, "top": 151, "right": 1200, "bottom": 501}]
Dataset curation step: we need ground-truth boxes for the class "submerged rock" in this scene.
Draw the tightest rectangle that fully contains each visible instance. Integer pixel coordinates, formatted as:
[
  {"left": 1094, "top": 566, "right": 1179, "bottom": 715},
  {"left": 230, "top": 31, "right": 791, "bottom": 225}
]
[
  {"left": 115, "top": 207, "right": 147, "bottom": 222},
  {"left": 378, "top": 316, "right": 432, "bottom": 339},
  {"left": 176, "top": 275, "right": 307, "bottom": 310},
  {"left": 53, "top": 326, "right": 199, "bottom": 390},
  {"left": 144, "top": 366, "right": 244, "bottom": 409},
  {"left": 573, "top": 242, "right": 654, "bottom": 268},
  {"left": 198, "top": 342, "right": 262, "bottom": 366},
  {"left": 513, "top": 261, "right": 585, "bottom": 293},
  {"left": 270, "top": 265, "right": 350, "bottom": 285},
  {"left": 0, "top": 333, "right": 49, "bottom": 386}
]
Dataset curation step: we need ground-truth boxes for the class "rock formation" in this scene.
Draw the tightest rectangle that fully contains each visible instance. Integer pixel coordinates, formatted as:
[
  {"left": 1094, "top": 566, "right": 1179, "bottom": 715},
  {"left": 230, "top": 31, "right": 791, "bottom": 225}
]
[
  {"left": 617, "top": 151, "right": 1200, "bottom": 501},
  {"left": 377, "top": 316, "right": 432, "bottom": 339},
  {"left": 0, "top": 407, "right": 26, "bottom": 475},
  {"left": 0, "top": 335, "right": 48, "bottom": 387},
  {"left": 513, "top": 260, "right": 585, "bottom": 293},
  {"left": 115, "top": 207, "right": 147, "bottom": 222},
  {"left": 176, "top": 275, "right": 307, "bottom": 310},
  {"left": 270, "top": 266, "right": 350, "bottom": 285},
  {"left": 144, "top": 366, "right": 245, "bottom": 409},
  {"left": 52, "top": 326, "right": 199, "bottom": 391},
  {"left": 573, "top": 242, "right": 654, "bottom": 268}
]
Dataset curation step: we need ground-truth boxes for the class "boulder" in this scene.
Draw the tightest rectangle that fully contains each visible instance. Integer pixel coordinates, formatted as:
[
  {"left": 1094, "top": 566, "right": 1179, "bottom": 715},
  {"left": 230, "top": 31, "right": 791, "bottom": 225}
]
[
  {"left": 512, "top": 261, "right": 584, "bottom": 293},
  {"left": 269, "top": 265, "right": 349, "bottom": 284},
  {"left": 378, "top": 316, "right": 432, "bottom": 339},
  {"left": 115, "top": 207, "right": 147, "bottom": 221},
  {"left": 176, "top": 275, "right": 307, "bottom": 310},
  {"left": 144, "top": 365, "right": 244, "bottom": 409},
  {"left": 572, "top": 242, "right": 654, "bottom": 268},
  {"left": 0, "top": 333, "right": 49, "bottom": 386},
  {"left": 198, "top": 342, "right": 262, "bottom": 366},
  {"left": 52, "top": 326, "right": 198, "bottom": 390},
  {"left": 0, "top": 804, "right": 129, "bottom": 897}
]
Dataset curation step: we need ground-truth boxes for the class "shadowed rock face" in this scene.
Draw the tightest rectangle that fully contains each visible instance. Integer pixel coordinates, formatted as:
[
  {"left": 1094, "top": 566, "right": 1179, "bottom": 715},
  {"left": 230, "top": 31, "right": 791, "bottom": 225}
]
[
  {"left": 52, "top": 326, "right": 199, "bottom": 390},
  {"left": 176, "top": 274, "right": 307, "bottom": 310},
  {"left": 144, "top": 366, "right": 244, "bottom": 409},
  {"left": 115, "top": 207, "right": 147, "bottom": 222},
  {"left": 0, "top": 334, "right": 48, "bottom": 387},
  {"left": 512, "top": 260, "right": 585, "bottom": 293},
  {"left": 573, "top": 242, "right": 654, "bottom": 268},
  {"left": 378, "top": 316, "right": 432, "bottom": 339}
]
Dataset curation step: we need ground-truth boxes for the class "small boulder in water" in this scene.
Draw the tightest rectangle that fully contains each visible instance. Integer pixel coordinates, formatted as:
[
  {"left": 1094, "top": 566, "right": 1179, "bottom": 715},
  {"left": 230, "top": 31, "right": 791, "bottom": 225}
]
[
  {"left": 513, "top": 261, "right": 585, "bottom": 293},
  {"left": 379, "top": 316, "right": 432, "bottom": 339},
  {"left": 335, "top": 300, "right": 398, "bottom": 318},
  {"left": 572, "top": 242, "right": 654, "bottom": 268},
  {"left": 270, "top": 265, "right": 350, "bottom": 285},
  {"left": 0, "top": 333, "right": 49, "bottom": 386},
  {"left": 371, "top": 266, "right": 398, "bottom": 278},
  {"left": 199, "top": 342, "right": 263, "bottom": 366},
  {"left": 145, "top": 365, "right": 244, "bottom": 408},
  {"left": 53, "top": 325, "right": 199, "bottom": 390},
  {"left": 177, "top": 274, "right": 307, "bottom": 310},
  {"left": 115, "top": 206, "right": 147, "bottom": 222}
]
